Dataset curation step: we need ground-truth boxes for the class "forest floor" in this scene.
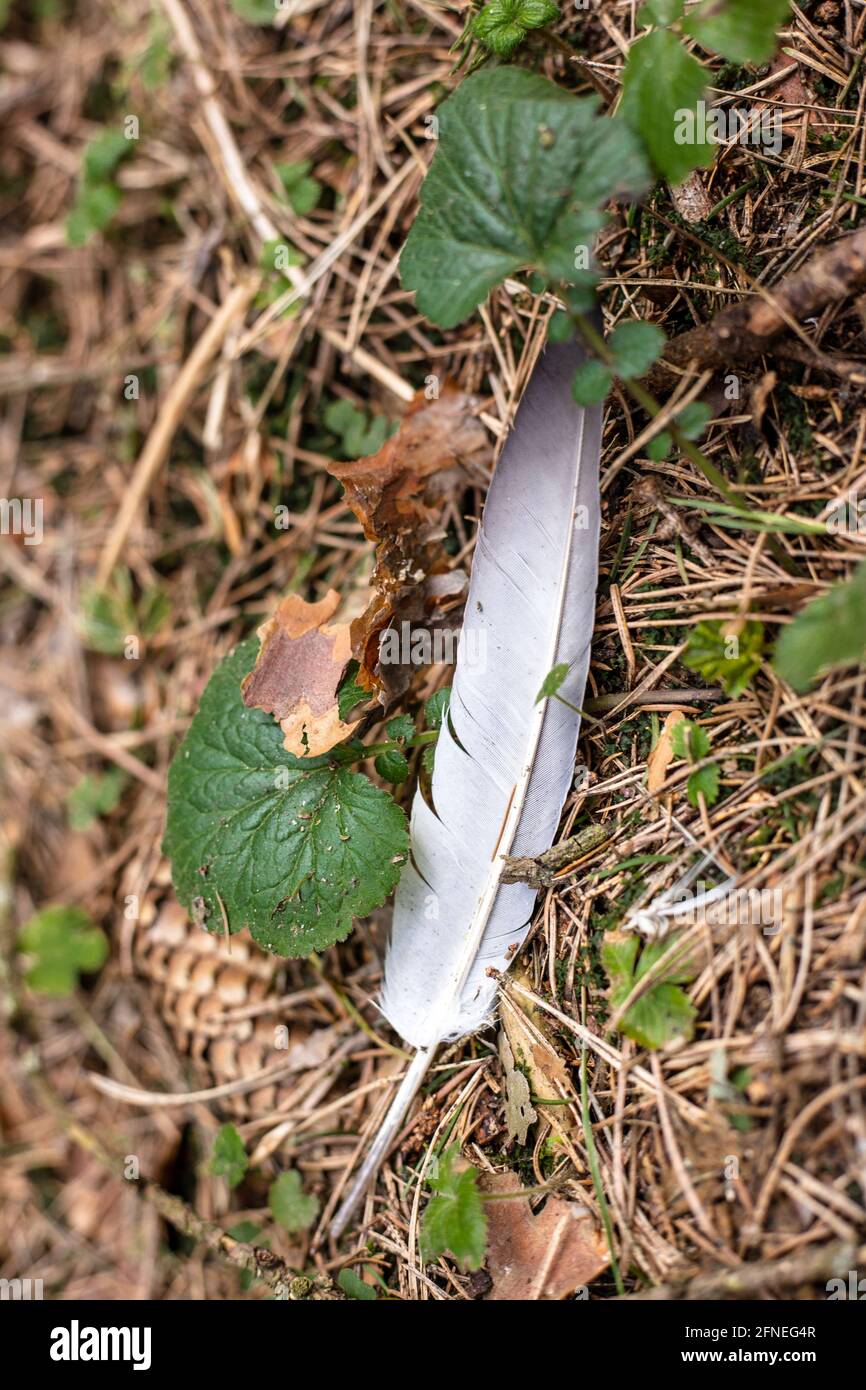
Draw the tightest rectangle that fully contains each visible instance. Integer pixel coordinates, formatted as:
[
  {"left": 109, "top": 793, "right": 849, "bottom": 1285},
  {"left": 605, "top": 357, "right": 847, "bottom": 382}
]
[{"left": 2, "top": 0, "right": 866, "bottom": 1300}]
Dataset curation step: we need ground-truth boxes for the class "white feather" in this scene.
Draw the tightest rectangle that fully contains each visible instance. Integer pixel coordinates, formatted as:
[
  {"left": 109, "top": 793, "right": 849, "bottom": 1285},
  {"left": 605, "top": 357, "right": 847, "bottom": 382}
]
[{"left": 331, "top": 339, "right": 602, "bottom": 1237}]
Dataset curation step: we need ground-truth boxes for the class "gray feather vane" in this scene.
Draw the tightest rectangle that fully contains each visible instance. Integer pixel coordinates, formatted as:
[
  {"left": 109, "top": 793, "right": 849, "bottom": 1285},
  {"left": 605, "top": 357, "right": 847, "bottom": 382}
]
[{"left": 331, "top": 339, "right": 602, "bottom": 1237}]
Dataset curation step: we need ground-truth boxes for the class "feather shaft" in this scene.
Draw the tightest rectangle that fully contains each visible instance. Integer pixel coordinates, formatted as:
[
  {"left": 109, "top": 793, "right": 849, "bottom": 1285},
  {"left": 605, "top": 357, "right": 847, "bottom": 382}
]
[{"left": 331, "top": 339, "right": 602, "bottom": 1240}]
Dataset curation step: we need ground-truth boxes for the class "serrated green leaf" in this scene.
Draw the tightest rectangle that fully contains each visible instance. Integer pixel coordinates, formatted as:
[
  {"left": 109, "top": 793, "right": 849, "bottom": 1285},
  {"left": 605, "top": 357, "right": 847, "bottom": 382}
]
[
  {"left": 683, "top": 0, "right": 790, "bottom": 64},
  {"left": 687, "top": 763, "right": 720, "bottom": 807},
  {"left": 163, "top": 639, "right": 409, "bottom": 958},
  {"left": 211, "top": 1124, "right": 249, "bottom": 1189},
  {"left": 269, "top": 1170, "right": 319, "bottom": 1232},
  {"left": 620, "top": 29, "right": 713, "bottom": 183},
  {"left": 337, "top": 1268, "right": 377, "bottom": 1300},
  {"left": 385, "top": 714, "right": 415, "bottom": 742},
  {"left": 67, "top": 768, "right": 127, "bottom": 831},
  {"left": 323, "top": 398, "right": 395, "bottom": 459},
  {"left": 603, "top": 934, "right": 696, "bottom": 1049},
  {"left": 471, "top": 0, "right": 559, "bottom": 58},
  {"left": 375, "top": 749, "right": 410, "bottom": 784},
  {"left": 401, "top": 67, "right": 650, "bottom": 328},
  {"left": 571, "top": 360, "right": 612, "bottom": 406},
  {"left": 18, "top": 905, "right": 108, "bottom": 997},
  {"left": 420, "top": 1146, "right": 487, "bottom": 1270},
  {"left": 536, "top": 662, "right": 570, "bottom": 702},
  {"left": 671, "top": 718, "right": 712, "bottom": 762},
  {"left": 609, "top": 320, "right": 665, "bottom": 380},
  {"left": 682, "top": 618, "right": 764, "bottom": 697},
  {"left": 774, "top": 560, "right": 866, "bottom": 692}
]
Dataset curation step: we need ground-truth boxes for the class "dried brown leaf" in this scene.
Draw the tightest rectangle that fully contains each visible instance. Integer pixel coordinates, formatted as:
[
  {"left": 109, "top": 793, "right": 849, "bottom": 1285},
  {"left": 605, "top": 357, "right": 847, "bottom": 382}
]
[
  {"left": 480, "top": 1172, "right": 609, "bottom": 1300},
  {"left": 647, "top": 710, "right": 686, "bottom": 795},
  {"left": 241, "top": 589, "right": 357, "bottom": 757},
  {"left": 328, "top": 382, "right": 487, "bottom": 698}
]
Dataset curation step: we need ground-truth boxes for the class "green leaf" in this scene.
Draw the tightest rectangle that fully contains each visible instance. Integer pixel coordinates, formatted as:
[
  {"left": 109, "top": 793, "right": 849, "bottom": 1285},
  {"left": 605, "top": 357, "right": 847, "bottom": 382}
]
[
  {"left": 336, "top": 661, "right": 371, "bottom": 721},
  {"left": 401, "top": 67, "right": 650, "bottom": 328},
  {"left": 671, "top": 718, "right": 711, "bottom": 762},
  {"left": 78, "top": 571, "right": 169, "bottom": 653},
  {"left": 275, "top": 160, "right": 322, "bottom": 216},
  {"left": 83, "top": 130, "right": 132, "bottom": 183},
  {"left": 375, "top": 749, "right": 410, "bottom": 784},
  {"left": 547, "top": 309, "right": 573, "bottom": 343},
  {"left": 774, "top": 560, "right": 866, "bottom": 692},
  {"left": 337, "top": 1268, "right": 377, "bottom": 1301},
  {"left": 269, "top": 1170, "right": 319, "bottom": 1232},
  {"left": 423, "top": 688, "right": 451, "bottom": 729},
  {"left": 687, "top": 763, "right": 720, "bottom": 807},
  {"left": 66, "top": 182, "right": 122, "bottom": 246},
  {"left": 385, "top": 714, "right": 415, "bottom": 742},
  {"left": 675, "top": 400, "right": 713, "bottom": 440},
  {"left": 536, "top": 662, "right": 570, "bottom": 702},
  {"left": 18, "top": 905, "right": 108, "bottom": 997},
  {"left": 420, "top": 1146, "right": 487, "bottom": 1270},
  {"left": 603, "top": 935, "right": 696, "bottom": 1050},
  {"left": 211, "top": 1124, "right": 249, "bottom": 1189},
  {"left": 682, "top": 618, "right": 764, "bottom": 697},
  {"left": 571, "top": 360, "right": 612, "bottom": 406},
  {"left": 471, "top": 0, "right": 559, "bottom": 58},
  {"left": 683, "top": 0, "right": 790, "bottom": 64},
  {"left": 638, "top": 0, "right": 685, "bottom": 22},
  {"left": 67, "top": 768, "right": 127, "bottom": 831},
  {"left": 163, "top": 639, "right": 409, "bottom": 958},
  {"left": 608, "top": 320, "right": 665, "bottom": 380},
  {"left": 226, "top": 1220, "right": 261, "bottom": 1243},
  {"left": 647, "top": 431, "right": 672, "bottom": 461},
  {"left": 323, "top": 398, "right": 396, "bottom": 459},
  {"left": 620, "top": 30, "right": 713, "bottom": 183}
]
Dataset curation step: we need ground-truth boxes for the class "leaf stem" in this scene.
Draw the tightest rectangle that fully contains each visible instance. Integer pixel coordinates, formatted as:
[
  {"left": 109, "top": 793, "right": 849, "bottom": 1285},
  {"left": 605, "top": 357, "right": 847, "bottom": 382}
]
[
  {"left": 361, "top": 729, "right": 439, "bottom": 758},
  {"left": 573, "top": 311, "right": 740, "bottom": 506}
]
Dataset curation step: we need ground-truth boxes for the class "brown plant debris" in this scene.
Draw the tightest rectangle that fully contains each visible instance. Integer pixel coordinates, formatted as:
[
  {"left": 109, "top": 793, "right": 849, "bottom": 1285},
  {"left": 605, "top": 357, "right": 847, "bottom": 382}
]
[
  {"left": 241, "top": 590, "right": 356, "bottom": 757},
  {"left": 327, "top": 382, "right": 489, "bottom": 701},
  {"left": 653, "top": 225, "right": 866, "bottom": 383},
  {"left": 480, "top": 1173, "right": 609, "bottom": 1301}
]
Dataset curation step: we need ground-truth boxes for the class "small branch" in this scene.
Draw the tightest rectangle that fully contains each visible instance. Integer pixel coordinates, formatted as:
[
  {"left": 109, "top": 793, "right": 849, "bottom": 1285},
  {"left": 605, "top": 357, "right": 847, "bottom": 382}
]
[
  {"left": 649, "top": 225, "right": 866, "bottom": 387},
  {"left": 620, "top": 1240, "right": 866, "bottom": 1301},
  {"left": 501, "top": 824, "right": 609, "bottom": 888}
]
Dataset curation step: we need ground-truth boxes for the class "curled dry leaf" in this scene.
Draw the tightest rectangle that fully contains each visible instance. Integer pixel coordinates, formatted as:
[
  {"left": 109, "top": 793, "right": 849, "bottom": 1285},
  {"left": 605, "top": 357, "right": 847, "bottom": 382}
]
[
  {"left": 328, "top": 382, "right": 488, "bottom": 702},
  {"left": 480, "top": 1172, "right": 609, "bottom": 1301},
  {"left": 241, "top": 589, "right": 357, "bottom": 757},
  {"left": 243, "top": 384, "right": 488, "bottom": 755},
  {"left": 500, "top": 980, "right": 575, "bottom": 1145},
  {"left": 647, "top": 709, "right": 686, "bottom": 796}
]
